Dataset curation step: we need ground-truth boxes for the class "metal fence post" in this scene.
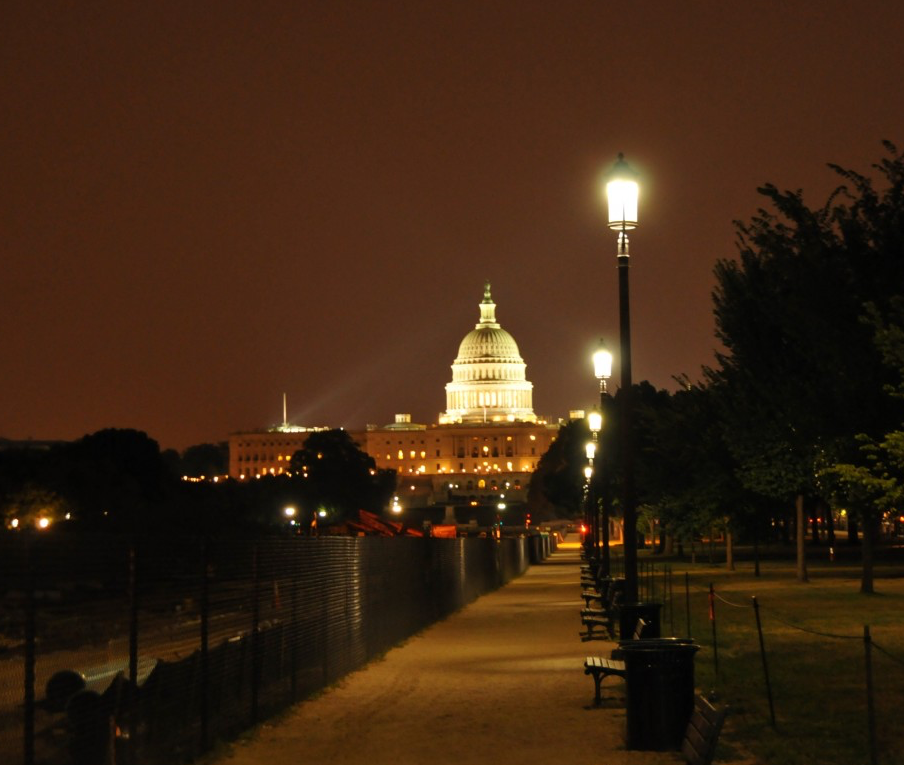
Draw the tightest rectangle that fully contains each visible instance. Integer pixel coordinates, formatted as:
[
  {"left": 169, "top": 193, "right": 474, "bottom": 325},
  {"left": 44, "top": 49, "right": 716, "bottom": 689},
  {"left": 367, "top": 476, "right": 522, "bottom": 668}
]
[
  {"left": 290, "top": 539, "right": 299, "bottom": 702},
  {"left": 864, "top": 625, "right": 877, "bottom": 765},
  {"left": 752, "top": 596, "right": 775, "bottom": 727},
  {"left": 24, "top": 537, "right": 36, "bottom": 765},
  {"left": 127, "top": 540, "right": 139, "bottom": 765},
  {"left": 251, "top": 543, "right": 261, "bottom": 724},
  {"left": 685, "top": 572, "right": 691, "bottom": 639},
  {"left": 200, "top": 537, "right": 210, "bottom": 753},
  {"left": 709, "top": 582, "right": 718, "bottom": 675}
]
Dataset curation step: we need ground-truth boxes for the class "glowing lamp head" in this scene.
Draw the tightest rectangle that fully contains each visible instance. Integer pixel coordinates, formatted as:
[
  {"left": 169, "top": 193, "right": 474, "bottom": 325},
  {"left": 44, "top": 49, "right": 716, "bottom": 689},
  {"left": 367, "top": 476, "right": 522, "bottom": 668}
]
[
  {"left": 605, "top": 153, "right": 639, "bottom": 231},
  {"left": 585, "top": 442, "right": 597, "bottom": 460},
  {"left": 584, "top": 465, "right": 593, "bottom": 479},
  {"left": 587, "top": 409, "right": 603, "bottom": 433},
  {"left": 284, "top": 506, "right": 297, "bottom": 518},
  {"left": 593, "top": 339, "right": 613, "bottom": 381}
]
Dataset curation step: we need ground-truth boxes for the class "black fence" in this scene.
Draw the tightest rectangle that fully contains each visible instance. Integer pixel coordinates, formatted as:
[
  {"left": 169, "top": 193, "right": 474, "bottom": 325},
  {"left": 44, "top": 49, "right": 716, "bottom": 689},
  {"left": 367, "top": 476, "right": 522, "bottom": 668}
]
[{"left": 2, "top": 531, "right": 546, "bottom": 765}]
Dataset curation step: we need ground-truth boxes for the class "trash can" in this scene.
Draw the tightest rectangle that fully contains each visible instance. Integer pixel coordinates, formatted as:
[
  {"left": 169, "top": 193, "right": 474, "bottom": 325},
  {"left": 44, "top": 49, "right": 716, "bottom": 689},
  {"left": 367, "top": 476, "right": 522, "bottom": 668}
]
[
  {"left": 618, "top": 602, "right": 662, "bottom": 640},
  {"left": 619, "top": 638, "right": 699, "bottom": 750}
]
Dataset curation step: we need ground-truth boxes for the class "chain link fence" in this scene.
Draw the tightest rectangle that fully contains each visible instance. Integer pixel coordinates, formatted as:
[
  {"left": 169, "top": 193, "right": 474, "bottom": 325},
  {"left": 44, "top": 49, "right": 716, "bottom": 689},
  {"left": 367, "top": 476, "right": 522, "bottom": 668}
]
[{"left": 1, "top": 530, "right": 547, "bottom": 765}]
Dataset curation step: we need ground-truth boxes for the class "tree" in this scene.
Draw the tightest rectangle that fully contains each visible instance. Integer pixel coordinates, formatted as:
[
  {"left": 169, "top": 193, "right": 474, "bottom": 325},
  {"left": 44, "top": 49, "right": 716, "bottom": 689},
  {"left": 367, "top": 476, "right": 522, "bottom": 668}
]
[
  {"left": 710, "top": 142, "right": 904, "bottom": 589},
  {"left": 289, "top": 429, "right": 396, "bottom": 525},
  {"left": 180, "top": 442, "right": 229, "bottom": 479},
  {"left": 527, "top": 419, "right": 590, "bottom": 519},
  {"left": 821, "top": 298, "right": 904, "bottom": 592},
  {"left": 55, "top": 428, "right": 174, "bottom": 529}
]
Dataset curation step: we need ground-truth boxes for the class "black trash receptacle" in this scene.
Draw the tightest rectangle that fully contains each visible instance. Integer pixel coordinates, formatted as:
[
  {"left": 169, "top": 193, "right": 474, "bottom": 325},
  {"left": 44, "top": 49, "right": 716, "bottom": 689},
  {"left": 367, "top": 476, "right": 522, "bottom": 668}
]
[
  {"left": 618, "top": 601, "right": 662, "bottom": 640},
  {"left": 619, "top": 638, "right": 699, "bottom": 751}
]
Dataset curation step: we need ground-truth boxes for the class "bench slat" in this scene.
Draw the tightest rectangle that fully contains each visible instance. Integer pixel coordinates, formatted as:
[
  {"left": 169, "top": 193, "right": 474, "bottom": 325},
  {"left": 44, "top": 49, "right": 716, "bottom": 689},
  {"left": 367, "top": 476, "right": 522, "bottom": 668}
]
[{"left": 681, "top": 695, "right": 727, "bottom": 765}]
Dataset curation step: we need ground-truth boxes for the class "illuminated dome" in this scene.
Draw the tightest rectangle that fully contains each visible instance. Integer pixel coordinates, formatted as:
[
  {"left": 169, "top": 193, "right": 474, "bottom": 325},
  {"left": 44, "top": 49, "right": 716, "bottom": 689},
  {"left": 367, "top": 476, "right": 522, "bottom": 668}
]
[{"left": 441, "top": 283, "right": 536, "bottom": 424}]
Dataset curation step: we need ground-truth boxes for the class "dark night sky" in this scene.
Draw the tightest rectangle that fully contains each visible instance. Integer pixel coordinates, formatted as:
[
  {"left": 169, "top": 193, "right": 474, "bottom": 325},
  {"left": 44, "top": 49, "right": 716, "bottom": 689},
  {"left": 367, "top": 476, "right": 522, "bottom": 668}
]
[{"left": 3, "top": 2, "right": 904, "bottom": 451}]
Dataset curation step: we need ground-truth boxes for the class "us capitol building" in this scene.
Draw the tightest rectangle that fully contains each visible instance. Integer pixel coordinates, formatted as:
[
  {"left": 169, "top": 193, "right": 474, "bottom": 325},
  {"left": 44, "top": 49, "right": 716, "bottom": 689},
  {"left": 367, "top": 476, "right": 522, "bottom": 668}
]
[{"left": 228, "top": 283, "right": 562, "bottom": 509}]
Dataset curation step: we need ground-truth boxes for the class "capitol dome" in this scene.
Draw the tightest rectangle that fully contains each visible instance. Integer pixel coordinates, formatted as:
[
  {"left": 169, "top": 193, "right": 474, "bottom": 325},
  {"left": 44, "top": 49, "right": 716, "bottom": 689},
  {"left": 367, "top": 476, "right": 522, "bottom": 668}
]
[{"left": 441, "top": 283, "right": 536, "bottom": 424}]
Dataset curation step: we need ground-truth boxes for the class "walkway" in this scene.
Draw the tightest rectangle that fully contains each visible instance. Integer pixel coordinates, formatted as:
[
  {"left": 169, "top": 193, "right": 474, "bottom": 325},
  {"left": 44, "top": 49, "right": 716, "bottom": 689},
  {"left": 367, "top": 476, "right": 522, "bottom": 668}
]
[{"left": 211, "top": 542, "right": 687, "bottom": 765}]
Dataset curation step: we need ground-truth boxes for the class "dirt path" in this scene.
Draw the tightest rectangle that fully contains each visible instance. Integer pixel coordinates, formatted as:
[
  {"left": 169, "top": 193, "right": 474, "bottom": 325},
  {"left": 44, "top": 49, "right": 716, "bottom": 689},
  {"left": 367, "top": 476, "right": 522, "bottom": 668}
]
[{"left": 209, "top": 542, "right": 705, "bottom": 765}]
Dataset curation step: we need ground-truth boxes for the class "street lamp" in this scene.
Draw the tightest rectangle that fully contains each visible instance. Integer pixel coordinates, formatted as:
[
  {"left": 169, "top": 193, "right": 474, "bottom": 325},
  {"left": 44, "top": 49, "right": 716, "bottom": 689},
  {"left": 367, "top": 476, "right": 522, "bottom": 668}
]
[
  {"left": 593, "top": 339, "right": 613, "bottom": 395},
  {"left": 591, "top": 338, "right": 613, "bottom": 577},
  {"left": 605, "top": 152, "right": 639, "bottom": 604},
  {"left": 587, "top": 408, "right": 603, "bottom": 434}
]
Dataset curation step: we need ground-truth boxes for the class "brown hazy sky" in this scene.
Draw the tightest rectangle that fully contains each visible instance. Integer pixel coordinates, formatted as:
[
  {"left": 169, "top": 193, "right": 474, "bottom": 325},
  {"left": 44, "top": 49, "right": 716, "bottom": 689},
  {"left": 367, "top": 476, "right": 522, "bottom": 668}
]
[{"left": 3, "top": 1, "right": 904, "bottom": 450}]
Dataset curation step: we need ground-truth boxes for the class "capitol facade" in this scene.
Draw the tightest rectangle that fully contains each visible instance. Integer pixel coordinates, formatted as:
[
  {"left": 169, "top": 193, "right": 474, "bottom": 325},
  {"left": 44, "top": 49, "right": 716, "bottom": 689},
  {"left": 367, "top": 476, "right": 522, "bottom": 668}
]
[
  {"left": 228, "top": 283, "right": 561, "bottom": 509},
  {"left": 440, "top": 282, "right": 536, "bottom": 425}
]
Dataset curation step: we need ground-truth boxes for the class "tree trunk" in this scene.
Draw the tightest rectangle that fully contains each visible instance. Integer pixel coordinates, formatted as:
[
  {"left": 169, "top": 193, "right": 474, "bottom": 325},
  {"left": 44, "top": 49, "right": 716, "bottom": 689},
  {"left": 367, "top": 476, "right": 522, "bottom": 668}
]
[
  {"left": 664, "top": 534, "right": 674, "bottom": 556},
  {"left": 796, "top": 494, "right": 808, "bottom": 583},
  {"left": 726, "top": 528, "right": 734, "bottom": 571},
  {"left": 860, "top": 510, "right": 875, "bottom": 594},
  {"left": 848, "top": 516, "right": 860, "bottom": 545}
]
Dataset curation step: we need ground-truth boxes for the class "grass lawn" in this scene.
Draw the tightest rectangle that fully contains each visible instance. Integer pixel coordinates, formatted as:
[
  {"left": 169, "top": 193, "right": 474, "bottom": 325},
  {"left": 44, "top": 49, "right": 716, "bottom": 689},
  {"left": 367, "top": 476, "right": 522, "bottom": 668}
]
[{"left": 644, "top": 550, "right": 904, "bottom": 765}]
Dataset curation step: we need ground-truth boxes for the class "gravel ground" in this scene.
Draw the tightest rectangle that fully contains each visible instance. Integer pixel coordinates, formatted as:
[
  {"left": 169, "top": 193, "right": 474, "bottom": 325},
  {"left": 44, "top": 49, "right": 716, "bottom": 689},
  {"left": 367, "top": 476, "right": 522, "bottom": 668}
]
[{"left": 210, "top": 542, "right": 752, "bottom": 765}]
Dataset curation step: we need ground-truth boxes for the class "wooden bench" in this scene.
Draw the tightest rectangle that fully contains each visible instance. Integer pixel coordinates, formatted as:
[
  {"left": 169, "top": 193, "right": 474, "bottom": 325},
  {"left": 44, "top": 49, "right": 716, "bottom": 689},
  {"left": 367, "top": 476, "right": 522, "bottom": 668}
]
[
  {"left": 682, "top": 694, "right": 727, "bottom": 765},
  {"left": 583, "top": 619, "right": 647, "bottom": 704},
  {"left": 580, "top": 587, "right": 623, "bottom": 641}
]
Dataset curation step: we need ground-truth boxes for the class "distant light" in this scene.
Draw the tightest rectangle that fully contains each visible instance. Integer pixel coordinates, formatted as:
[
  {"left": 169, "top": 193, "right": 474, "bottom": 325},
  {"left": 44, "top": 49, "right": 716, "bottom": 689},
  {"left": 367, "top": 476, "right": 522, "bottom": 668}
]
[
  {"left": 284, "top": 506, "right": 297, "bottom": 518},
  {"left": 587, "top": 409, "right": 603, "bottom": 433},
  {"left": 37, "top": 518, "right": 50, "bottom": 529},
  {"left": 64, "top": 513, "right": 71, "bottom": 520},
  {"left": 584, "top": 466, "right": 593, "bottom": 479},
  {"left": 10, "top": 518, "right": 19, "bottom": 529},
  {"left": 585, "top": 442, "right": 597, "bottom": 460},
  {"left": 318, "top": 510, "right": 327, "bottom": 518},
  {"left": 497, "top": 503, "right": 506, "bottom": 510}
]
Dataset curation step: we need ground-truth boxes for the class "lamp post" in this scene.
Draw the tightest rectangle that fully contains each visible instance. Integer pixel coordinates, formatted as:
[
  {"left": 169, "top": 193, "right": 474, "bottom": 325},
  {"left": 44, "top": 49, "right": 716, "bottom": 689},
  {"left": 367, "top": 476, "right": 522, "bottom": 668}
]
[
  {"left": 586, "top": 408, "right": 603, "bottom": 563},
  {"left": 605, "top": 152, "right": 639, "bottom": 604},
  {"left": 592, "top": 339, "right": 613, "bottom": 576}
]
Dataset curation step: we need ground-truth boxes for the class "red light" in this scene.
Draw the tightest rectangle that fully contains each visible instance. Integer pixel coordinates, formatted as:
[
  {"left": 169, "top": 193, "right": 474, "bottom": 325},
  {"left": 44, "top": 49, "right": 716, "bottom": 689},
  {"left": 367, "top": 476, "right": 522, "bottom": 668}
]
[{"left": 580, "top": 524, "right": 587, "bottom": 535}]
